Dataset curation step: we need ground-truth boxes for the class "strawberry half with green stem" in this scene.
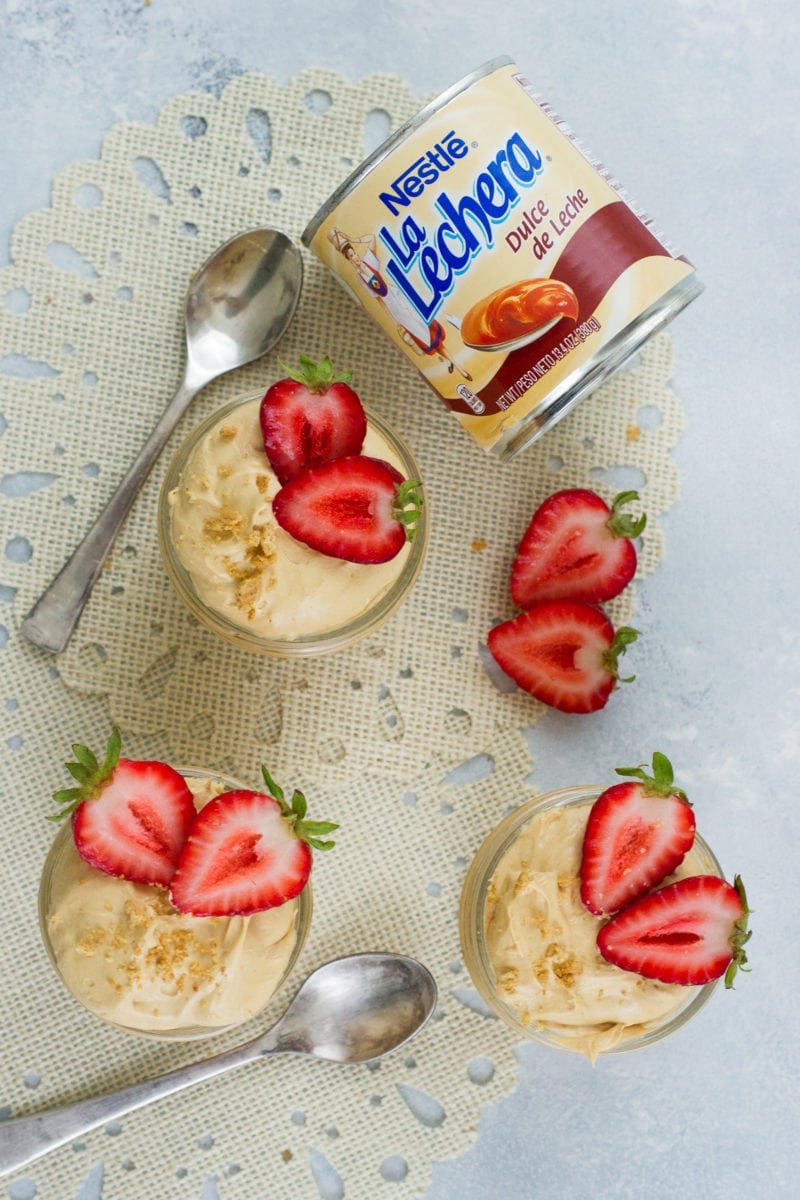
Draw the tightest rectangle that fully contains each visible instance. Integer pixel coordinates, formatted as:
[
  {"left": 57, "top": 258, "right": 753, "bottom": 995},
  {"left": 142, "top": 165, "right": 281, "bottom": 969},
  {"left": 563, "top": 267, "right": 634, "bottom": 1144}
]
[
  {"left": 260, "top": 355, "right": 367, "bottom": 484},
  {"left": 273, "top": 455, "right": 424, "bottom": 564},
  {"left": 597, "top": 874, "right": 752, "bottom": 988},
  {"left": 486, "top": 599, "right": 638, "bottom": 713},
  {"left": 169, "top": 767, "right": 338, "bottom": 917},
  {"left": 51, "top": 728, "right": 196, "bottom": 886},
  {"left": 510, "top": 488, "right": 646, "bottom": 608},
  {"left": 580, "top": 752, "right": 696, "bottom": 916}
]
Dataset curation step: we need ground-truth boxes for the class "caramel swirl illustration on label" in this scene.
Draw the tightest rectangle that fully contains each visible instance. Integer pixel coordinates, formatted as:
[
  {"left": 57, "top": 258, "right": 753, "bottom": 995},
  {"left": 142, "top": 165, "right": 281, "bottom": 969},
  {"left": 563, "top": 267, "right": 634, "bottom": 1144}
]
[{"left": 460, "top": 277, "right": 579, "bottom": 350}]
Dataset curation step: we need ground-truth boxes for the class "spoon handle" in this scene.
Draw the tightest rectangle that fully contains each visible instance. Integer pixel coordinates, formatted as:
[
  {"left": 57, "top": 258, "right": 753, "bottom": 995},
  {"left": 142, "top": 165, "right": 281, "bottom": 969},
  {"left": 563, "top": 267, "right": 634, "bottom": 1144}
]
[
  {"left": 0, "top": 1040, "right": 258, "bottom": 1178},
  {"left": 20, "top": 375, "right": 202, "bottom": 654}
]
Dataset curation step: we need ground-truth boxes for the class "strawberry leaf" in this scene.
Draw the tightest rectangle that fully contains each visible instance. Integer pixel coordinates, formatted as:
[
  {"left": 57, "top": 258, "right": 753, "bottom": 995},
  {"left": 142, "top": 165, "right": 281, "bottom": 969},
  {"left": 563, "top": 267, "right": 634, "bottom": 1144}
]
[
  {"left": 291, "top": 789, "right": 307, "bottom": 820},
  {"left": 260, "top": 766, "right": 285, "bottom": 805},
  {"left": 607, "top": 491, "right": 647, "bottom": 540},
  {"left": 100, "top": 727, "right": 122, "bottom": 776},
  {"left": 615, "top": 752, "right": 690, "bottom": 803},
  {"left": 725, "top": 874, "right": 753, "bottom": 989},
  {"left": 65, "top": 761, "right": 93, "bottom": 784},
  {"left": 51, "top": 728, "right": 122, "bottom": 822},
  {"left": 603, "top": 625, "right": 639, "bottom": 684},
  {"left": 72, "top": 743, "right": 98, "bottom": 771},
  {"left": 259, "top": 766, "right": 338, "bottom": 853},
  {"left": 305, "top": 836, "right": 337, "bottom": 851},
  {"left": 299, "top": 819, "right": 339, "bottom": 836},
  {"left": 282, "top": 355, "right": 353, "bottom": 393},
  {"left": 393, "top": 479, "right": 424, "bottom": 543}
]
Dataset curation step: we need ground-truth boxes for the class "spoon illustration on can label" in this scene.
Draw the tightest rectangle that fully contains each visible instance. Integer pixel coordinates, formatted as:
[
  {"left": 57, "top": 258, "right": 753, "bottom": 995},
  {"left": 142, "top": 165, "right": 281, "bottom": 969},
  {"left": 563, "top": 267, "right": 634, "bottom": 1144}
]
[{"left": 453, "top": 276, "right": 579, "bottom": 352}]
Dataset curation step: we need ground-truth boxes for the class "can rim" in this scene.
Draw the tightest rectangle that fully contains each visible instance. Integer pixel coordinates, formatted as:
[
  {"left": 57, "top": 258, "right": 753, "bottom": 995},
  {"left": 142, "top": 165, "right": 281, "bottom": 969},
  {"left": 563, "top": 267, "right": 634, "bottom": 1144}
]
[{"left": 300, "top": 54, "right": 514, "bottom": 246}]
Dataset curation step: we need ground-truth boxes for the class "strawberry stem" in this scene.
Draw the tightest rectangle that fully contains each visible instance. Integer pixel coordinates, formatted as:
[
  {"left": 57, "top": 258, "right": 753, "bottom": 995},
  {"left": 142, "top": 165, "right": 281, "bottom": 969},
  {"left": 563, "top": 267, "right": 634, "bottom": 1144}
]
[
  {"left": 260, "top": 765, "right": 339, "bottom": 852},
  {"left": 725, "top": 874, "right": 752, "bottom": 989},
  {"left": 50, "top": 727, "right": 122, "bottom": 821},
  {"left": 393, "top": 479, "right": 424, "bottom": 543},
  {"left": 607, "top": 491, "right": 647, "bottom": 540},
  {"left": 615, "top": 751, "right": 689, "bottom": 803},
  {"left": 602, "top": 625, "right": 639, "bottom": 684},
  {"left": 282, "top": 355, "right": 353, "bottom": 394}
]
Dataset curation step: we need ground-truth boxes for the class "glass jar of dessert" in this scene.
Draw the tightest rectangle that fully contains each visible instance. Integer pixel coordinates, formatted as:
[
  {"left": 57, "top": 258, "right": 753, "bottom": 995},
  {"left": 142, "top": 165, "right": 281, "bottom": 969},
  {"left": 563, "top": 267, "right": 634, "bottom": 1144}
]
[
  {"left": 158, "top": 384, "right": 428, "bottom": 657},
  {"left": 459, "top": 780, "right": 745, "bottom": 1060},
  {"left": 40, "top": 763, "right": 315, "bottom": 1040}
]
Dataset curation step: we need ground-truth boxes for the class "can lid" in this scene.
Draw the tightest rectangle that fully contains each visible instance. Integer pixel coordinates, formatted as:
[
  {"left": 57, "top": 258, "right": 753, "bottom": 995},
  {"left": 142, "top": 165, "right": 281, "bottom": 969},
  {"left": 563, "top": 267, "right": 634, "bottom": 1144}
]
[{"left": 301, "top": 55, "right": 514, "bottom": 246}]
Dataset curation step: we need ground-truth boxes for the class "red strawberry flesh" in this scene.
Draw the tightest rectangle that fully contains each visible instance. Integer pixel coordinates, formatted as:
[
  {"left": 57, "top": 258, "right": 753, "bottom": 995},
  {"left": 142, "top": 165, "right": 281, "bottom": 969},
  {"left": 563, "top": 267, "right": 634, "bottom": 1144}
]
[
  {"left": 580, "top": 782, "right": 696, "bottom": 915},
  {"left": 597, "top": 874, "right": 750, "bottom": 986},
  {"left": 273, "top": 455, "right": 418, "bottom": 564},
  {"left": 72, "top": 759, "right": 196, "bottom": 887},
  {"left": 511, "top": 488, "right": 645, "bottom": 608},
  {"left": 170, "top": 790, "right": 312, "bottom": 916},
  {"left": 486, "top": 600, "right": 638, "bottom": 713},
  {"left": 260, "top": 356, "right": 367, "bottom": 484},
  {"left": 580, "top": 753, "right": 696, "bottom": 915}
]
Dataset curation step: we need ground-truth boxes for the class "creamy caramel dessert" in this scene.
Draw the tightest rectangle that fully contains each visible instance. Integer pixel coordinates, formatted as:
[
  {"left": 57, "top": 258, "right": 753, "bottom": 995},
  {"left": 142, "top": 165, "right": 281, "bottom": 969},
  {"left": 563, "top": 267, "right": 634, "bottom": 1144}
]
[
  {"left": 166, "top": 397, "right": 411, "bottom": 639},
  {"left": 43, "top": 776, "right": 302, "bottom": 1034},
  {"left": 483, "top": 802, "right": 709, "bottom": 1060}
]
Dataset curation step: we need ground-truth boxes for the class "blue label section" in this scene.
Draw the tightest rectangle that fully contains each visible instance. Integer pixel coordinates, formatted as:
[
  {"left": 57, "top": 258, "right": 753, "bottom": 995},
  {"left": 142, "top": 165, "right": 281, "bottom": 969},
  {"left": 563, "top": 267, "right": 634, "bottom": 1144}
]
[
  {"left": 378, "top": 131, "right": 470, "bottom": 215},
  {"left": 378, "top": 132, "right": 544, "bottom": 322}
]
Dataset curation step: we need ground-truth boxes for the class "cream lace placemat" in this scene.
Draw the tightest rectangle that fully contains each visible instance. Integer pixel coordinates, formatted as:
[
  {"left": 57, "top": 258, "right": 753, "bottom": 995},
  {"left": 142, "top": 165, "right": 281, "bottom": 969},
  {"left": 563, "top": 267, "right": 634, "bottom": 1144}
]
[{"left": 0, "top": 69, "right": 685, "bottom": 1199}]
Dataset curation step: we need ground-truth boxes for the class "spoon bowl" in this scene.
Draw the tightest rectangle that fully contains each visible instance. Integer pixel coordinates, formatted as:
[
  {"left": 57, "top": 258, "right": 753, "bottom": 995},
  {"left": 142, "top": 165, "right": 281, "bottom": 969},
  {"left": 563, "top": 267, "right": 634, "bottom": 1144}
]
[
  {"left": 21, "top": 227, "right": 303, "bottom": 654},
  {"left": 0, "top": 953, "right": 437, "bottom": 1177},
  {"left": 184, "top": 228, "right": 304, "bottom": 382},
  {"left": 446, "top": 312, "right": 562, "bottom": 353},
  {"left": 262, "top": 952, "right": 438, "bottom": 1062}
]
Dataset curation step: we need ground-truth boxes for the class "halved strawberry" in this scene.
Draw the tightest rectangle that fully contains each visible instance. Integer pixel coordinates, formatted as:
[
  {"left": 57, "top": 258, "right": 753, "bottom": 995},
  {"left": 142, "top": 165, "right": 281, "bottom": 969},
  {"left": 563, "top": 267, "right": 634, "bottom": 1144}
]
[
  {"left": 510, "top": 489, "right": 646, "bottom": 608},
  {"left": 260, "top": 355, "right": 367, "bottom": 484},
  {"left": 580, "top": 752, "right": 696, "bottom": 916},
  {"left": 486, "top": 600, "right": 638, "bottom": 713},
  {"left": 273, "top": 455, "right": 423, "bottom": 564},
  {"left": 51, "top": 728, "right": 196, "bottom": 886},
  {"left": 169, "top": 768, "right": 338, "bottom": 917},
  {"left": 597, "top": 874, "right": 751, "bottom": 988}
]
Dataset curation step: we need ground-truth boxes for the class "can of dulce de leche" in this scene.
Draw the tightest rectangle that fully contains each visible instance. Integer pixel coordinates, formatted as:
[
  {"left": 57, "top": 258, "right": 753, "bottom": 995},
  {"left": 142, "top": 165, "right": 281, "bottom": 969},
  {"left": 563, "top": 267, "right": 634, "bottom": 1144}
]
[{"left": 302, "top": 56, "right": 702, "bottom": 461}]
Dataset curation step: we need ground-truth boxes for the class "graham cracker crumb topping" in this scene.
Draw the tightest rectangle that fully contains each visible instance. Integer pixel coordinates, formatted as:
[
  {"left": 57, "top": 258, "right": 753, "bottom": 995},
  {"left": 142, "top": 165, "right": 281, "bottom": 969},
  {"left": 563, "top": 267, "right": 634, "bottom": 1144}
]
[
  {"left": 76, "top": 927, "right": 107, "bottom": 956},
  {"left": 551, "top": 956, "right": 579, "bottom": 987},
  {"left": 204, "top": 509, "right": 244, "bottom": 542},
  {"left": 498, "top": 967, "right": 519, "bottom": 995}
]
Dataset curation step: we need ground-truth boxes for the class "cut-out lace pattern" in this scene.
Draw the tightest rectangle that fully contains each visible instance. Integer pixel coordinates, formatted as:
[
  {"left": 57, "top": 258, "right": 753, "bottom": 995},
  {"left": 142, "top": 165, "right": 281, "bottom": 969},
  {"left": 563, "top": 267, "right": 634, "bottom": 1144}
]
[{"left": 0, "top": 70, "right": 684, "bottom": 1198}]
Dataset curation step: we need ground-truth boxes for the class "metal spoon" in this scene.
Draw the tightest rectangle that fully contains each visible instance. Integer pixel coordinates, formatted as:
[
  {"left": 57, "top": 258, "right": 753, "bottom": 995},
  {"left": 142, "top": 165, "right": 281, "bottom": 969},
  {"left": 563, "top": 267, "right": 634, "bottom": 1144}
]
[
  {"left": 0, "top": 952, "right": 437, "bottom": 1178},
  {"left": 21, "top": 227, "right": 304, "bottom": 654}
]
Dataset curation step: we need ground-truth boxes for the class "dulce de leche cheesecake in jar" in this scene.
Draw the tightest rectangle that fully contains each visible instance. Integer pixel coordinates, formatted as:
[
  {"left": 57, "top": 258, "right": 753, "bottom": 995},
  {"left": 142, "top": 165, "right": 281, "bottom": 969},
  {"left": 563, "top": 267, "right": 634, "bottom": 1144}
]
[
  {"left": 303, "top": 56, "right": 702, "bottom": 461},
  {"left": 460, "top": 765, "right": 750, "bottom": 1061},
  {"left": 159, "top": 384, "right": 427, "bottom": 656},
  {"left": 40, "top": 733, "right": 327, "bottom": 1040}
]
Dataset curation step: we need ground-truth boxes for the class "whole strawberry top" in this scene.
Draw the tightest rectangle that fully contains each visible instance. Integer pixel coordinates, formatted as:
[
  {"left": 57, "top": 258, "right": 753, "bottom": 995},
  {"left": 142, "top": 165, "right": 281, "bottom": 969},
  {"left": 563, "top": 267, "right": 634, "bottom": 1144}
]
[
  {"left": 260, "top": 355, "right": 367, "bottom": 484},
  {"left": 511, "top": 488, "right": 646, "bottom": 608},
  {"left": 51, "top": 728, "right": 196, "bottom": 887},
  {"left": 580, "top": 752, "right": 696, "bottom": 916},
  {"left": 52, "top": 731, "right": 337, "bottom": 916}
]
